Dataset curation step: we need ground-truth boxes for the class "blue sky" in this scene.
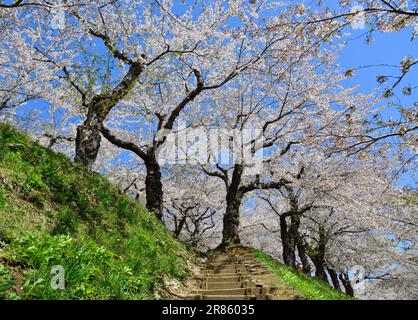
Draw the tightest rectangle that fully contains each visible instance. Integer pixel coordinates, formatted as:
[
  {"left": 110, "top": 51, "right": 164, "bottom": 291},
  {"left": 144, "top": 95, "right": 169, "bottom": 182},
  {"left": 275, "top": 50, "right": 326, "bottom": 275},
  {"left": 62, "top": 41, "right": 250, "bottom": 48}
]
[
  {"left": 339, "top": 27, "right": 417, "bottom": 96},
  {"left": 337, "top": 27, "right": 417, "bottom": 187}
]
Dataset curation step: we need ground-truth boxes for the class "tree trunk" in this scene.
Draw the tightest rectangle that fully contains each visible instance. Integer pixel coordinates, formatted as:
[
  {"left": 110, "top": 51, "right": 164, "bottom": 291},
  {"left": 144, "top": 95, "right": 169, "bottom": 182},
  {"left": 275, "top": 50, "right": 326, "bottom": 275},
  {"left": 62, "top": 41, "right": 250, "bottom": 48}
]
[
  {"left": 145, "top": 158, "right": 163, "bottom": 220},
  {"left": 309, "top": 226, "right": 328, "bottom": 283},
  {"left": 174, "top": 216, "right": 187, "bottom": 238},
  {"left": 222, "top": 192, "right": 243, "bottom": 246},
  {"left": 312, "top": 258, "right": 328, "bottom": 283},
  {"left": 221, "top": 164, "right": 244, "bottom": 247},
  {"left": 279, "top": 187, "right": 305, "bottom": 269},
  {"left": 280, "top": 215, "right": 296, "bottom": 268},
  {"left": 339, "top": 272, "right": 354, "bottom": 297},
  {"left": 74, "top": 122, "right": 101, "bottom": 169},
  {"left": 74, "top": 62, "right": 145, "bottom": 168},
  {"left": 282, "top": 243, "right": 296, "bottom": 268},
  {"left": 288, "top": 214, "right": 301, "bottom": 268},
  {"left": 328, "top": 268, "right": 341, "bottom": 291},
  {"left": 280, "top": 212, "right": 302, "bottom": 269},
  {"left": 297, "top": 239, "right": 311, "bottom": 274}
]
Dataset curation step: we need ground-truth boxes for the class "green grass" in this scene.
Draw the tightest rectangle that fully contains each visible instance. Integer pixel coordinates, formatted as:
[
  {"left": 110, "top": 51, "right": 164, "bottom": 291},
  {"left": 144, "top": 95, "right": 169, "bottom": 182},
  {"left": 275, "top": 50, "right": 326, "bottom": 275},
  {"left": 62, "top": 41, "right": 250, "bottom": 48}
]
[
  {"left": 0, "top": 123, "right": 193, "bottom": 300},
  {"left": 253, "top": 250, "right": 352, "bottom": 300}
]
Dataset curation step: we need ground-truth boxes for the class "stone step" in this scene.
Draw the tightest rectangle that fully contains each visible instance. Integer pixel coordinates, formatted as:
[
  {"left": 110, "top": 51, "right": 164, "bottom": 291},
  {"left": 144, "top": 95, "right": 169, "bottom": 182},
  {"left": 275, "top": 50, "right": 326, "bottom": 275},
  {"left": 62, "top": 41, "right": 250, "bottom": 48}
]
[
  {"left": 249, "top": 271, "right": 270, "bottom": 275},
  {"left": 202, "top": 268, "right": 249, "bottom": 275},
  {"left": 207, "top": 262, "right": 240, "bottom": 266},
  {"left": 237, "top": 261, "right": 263, "bottom": 266},
  {"left": 201, "top": 281, "right": 245, "bottom": 290},
  {"left": 235, "top": 257, "right": 259, "bottom": 261},
  {"left": 205, "top": 272, "right": 250, "bottom": 278},
  {"left": 208, "top": 257, "right": 236, "bottom": 261},
  {"left": 203, "top": 276, "right": 247, "bottom": 283},
  {"left": 238, "top": 260, "right": 262, "bottom": 264},
  {"left": 206, "top": 265, "right": 245, "bottom": 270},
  {"left": 200, "top": 295, "right": 255, "bottom": 300},
  {"left": 206, "top": 264, "right": 239, "bottom": 269},
  {"left": 208, "top": 266, "right": 246, "bottom": 271},
  {"left": 207, "top": 262, "right": 238, "bottom": 266},
  {"left": 237, "top": 261, "right": 253, "bottom": 264},
  {"left": 233, "top": 257, "right": 255, "bottom": 261},
  {"left": 206, "top": 265, "right": 247, "bottom": 270},
  {"left": 194, "top": 287, "right": 261, "bottom": 296},
  {"left": 241, "top": 264, "right": 262, "bottom": 268},
  {"left": 204, "top": 269, "right": 247, "bottom": 275}
]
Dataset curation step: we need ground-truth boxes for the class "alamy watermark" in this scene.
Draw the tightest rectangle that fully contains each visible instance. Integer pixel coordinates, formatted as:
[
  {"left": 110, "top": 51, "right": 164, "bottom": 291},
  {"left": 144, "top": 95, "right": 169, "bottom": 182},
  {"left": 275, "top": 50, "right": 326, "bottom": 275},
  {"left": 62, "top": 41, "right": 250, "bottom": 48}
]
[
  {"left": 50, "top": 1, "right": 66, "bottom": 30},
  {"left": 351, "top": 5, "right": 366, "bottom": 30},
  {"left": 50, "top": 265, "right": 65, "bottom": 290},
  {"left": 350, "top": 265, "right": 366, "bottom": 292},
  {"left": 155, "top": 121, "right": 264, "bottom": 176}
]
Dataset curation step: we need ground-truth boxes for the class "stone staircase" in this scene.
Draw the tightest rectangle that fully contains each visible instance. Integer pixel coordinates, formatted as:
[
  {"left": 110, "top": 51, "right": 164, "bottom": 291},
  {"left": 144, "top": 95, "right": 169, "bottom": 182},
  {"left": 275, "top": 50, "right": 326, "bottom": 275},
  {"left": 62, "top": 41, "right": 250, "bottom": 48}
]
[{"left": 187, "top": 247, "right": 300, "bottom": 300}]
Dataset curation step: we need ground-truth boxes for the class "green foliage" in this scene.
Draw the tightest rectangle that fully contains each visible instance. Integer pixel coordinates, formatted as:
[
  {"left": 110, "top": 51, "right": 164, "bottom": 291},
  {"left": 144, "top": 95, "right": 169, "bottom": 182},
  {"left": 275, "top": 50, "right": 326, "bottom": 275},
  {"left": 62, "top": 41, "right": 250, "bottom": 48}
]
[
  {"left": 22, "top": 171, "right": 44, "bottom": 194},
  {"left": 253, "top": 250, "right": 352, "bottom": 300},
  {"left": 5, "top": 234, "right": 150, "bottom": 299},
  {"left": 0, "top": 124, "right": 192, "bottom": 300},
  {"left": 0, "top": 264, "right": 16, "bottom": 298},
  {"left": 0, "top": 188, "right": 4, "bottom": 208}
]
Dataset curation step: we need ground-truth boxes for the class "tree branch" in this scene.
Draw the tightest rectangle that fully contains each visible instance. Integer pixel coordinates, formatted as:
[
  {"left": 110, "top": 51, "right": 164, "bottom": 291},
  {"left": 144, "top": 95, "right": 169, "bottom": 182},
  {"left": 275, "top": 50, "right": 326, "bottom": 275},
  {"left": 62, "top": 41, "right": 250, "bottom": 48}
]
[
  {"left": 98, "top": 123, "right": 148, "bottom": 161},
  {"left": 240, "top": 178, "right": 291, "bottom": 193}
]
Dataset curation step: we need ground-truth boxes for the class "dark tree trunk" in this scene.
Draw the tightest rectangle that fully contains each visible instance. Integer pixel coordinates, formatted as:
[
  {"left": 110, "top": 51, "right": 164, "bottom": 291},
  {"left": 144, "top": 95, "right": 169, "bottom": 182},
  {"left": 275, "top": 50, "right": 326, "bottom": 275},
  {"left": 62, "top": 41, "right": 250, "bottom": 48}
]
[
  {"left": 98, "top": 120, "right": 165, "bottom": 221},
  {"left": 309, "top": 226, "right": 328, "bottom": 283},
  {"left": 280, "top": 210, "right": 302, "bottom": 269},
  {"left": 145, "top": 158, "right": 163, "bottom": 220},
  {"left": 222, "top": 192, "right": 244, "bottom": 246},
  {"left": 74, "top": 107, "right": 107, "bottom": 170},
  {"left": 280, "top": 215, "right": 296, "bottom": 268},
  {"left": 190, "top": 222, "right": 201, "bottom": 247},
  {"left": 339, "top": 272, "right": 354, "bottom": 297},
  {"left": 328, "top": 268, "right": 341, "bottom": 291},
  {"left": 288, "top": 214, "right": 301, "bottom": 268},
  {"left": 74, "top": 122, "right": 101, "bottom": 169},
  {"left": 312, "top": 258, "right": 328, "bottom": 283},
  {"left": 174, "top": 216, "right": 187, "bottom": 238},
  {"left": 221, "top": 164, "right": 244, "bottom": 247},
  {"left": 73, "top": 62, "right": 144, "bottom": 169},
  {"left": 279, "top": 186, "right": 306, "bottom": 269},
  {"left": 297, "top": 239, "right": 311, "bottom": 274}
]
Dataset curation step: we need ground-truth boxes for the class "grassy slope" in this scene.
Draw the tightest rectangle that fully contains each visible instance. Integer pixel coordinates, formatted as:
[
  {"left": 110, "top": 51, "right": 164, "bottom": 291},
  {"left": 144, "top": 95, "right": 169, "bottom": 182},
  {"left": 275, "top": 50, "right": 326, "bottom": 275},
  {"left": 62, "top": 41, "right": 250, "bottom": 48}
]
[
  {"left": 254, "top": 250, "right": 352, "bottom": 300},
  {"left": 0, "top": 124, "right": 192, "bottom": 300}
]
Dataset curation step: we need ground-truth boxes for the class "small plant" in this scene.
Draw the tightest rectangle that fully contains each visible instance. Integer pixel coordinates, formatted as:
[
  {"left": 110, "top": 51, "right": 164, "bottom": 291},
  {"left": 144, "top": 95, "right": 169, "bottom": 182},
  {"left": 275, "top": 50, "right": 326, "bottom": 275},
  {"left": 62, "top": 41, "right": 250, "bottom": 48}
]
[
  {"left": 0, "top": 264, "right": 16, "bottom": 298},
  {"left": 22, "top": 172, "right": 44, "bottom": 194},
  {"left": 0, "top": 188, "right": 4, "bottom": 208}
]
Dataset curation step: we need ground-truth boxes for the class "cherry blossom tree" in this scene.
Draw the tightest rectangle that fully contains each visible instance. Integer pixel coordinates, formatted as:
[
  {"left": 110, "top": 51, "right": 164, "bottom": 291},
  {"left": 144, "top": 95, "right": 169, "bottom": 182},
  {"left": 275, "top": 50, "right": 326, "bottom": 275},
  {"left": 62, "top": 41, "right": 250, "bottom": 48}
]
[
  {"left": 163, "top": 166, "right": 224, "bottom": 250},
  {"left": 0, "top": 0, "right": 52, "bottom": 8},
  {"left": 198, "top": 28, "right": 378, "bottom": 247},
  {"left": 87, "top": 0, "right": 351, "bottom": 219},
  {"left": 337, "top": 0, "right": 418, "bottom": 36},
  {"left": 241, "top": 147, "right": 416, "bottom": 297},
  {"left": 311, "top": 1, "right": 418, "bottom": 178},
  {"left": 0, "top": 5, "right": 47, "bottom": 119}
]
